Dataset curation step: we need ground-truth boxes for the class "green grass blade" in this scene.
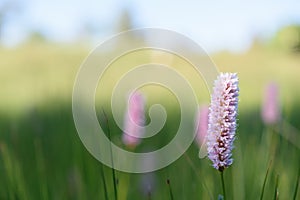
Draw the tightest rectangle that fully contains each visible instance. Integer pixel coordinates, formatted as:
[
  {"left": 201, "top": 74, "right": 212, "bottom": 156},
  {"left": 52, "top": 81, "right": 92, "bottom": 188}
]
[
  {"left": 293, "top": 168, "right": 300, "bottom": 200},
  {"left": 167, "top": 179, "right": 174, "bottom": 200},
  {"left": 260, "top": 160, "right": 272, "bottom": 200},
  {"left": 182, "top": 150, "right": 212, "bottom": 199},
  {"left": 34, "top": 139, "right": 49, "bottom": 200},
  {"left": 273, "top": 174, "right": 279, "bottom": 200},
  {"left": 102, "top": 109, "right": 118, "bottom": 200},
  {"left": 0, "top": 143, "right": 14, "bottom": 200},
  {"left": 0, "top": 143, "right": 28, "bottom": 200},
  {"left": 100, "top": 164, "right": 109, "bottom": 200}
]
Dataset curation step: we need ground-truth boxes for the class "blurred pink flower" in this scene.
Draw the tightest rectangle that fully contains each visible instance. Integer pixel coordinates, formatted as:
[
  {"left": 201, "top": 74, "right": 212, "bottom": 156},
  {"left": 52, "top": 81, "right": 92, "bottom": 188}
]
[
  {"left": 195, "top": 105, "right": 209, "bottom": 147},
  {"left": 261, "top": 82, "right": 281, "bottom": 125},
  {"left": 207, "top": 73, "right": 239, "bottom": 171},
  {"left": 122, "top": 92, "right": 145, "bottom": 148}
]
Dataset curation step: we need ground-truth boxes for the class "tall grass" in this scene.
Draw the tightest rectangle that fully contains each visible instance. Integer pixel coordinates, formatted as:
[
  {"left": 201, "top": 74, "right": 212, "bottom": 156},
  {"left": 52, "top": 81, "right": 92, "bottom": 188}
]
[
  {"left": 0, "top": 43, "right": 299, "bottom": 199},
  {"left": 0, "top": 103, "right": 299, "bottom": 199}
]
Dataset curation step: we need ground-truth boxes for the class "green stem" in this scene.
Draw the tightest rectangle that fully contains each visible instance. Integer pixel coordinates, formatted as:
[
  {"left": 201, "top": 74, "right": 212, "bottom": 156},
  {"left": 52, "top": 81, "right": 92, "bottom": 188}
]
[
  {"left": 273, "top": 174, "right": 279, "bottom": 200},
  {"left": 102, "top": 109, "right": 118, "bottom": 200},
  {"left": 100, "top": 164, "right": 108, "bottom": 200},
  {"left": 220, "top": 171, "right": 226, "bottom": 200},
  {"left": 293, "top": 168, "right": 300, "bottom": 200},
  {"left": 167, "top": 179, "right": 174, "bottom": 200},
  {"left": 260, "top": 160, "right": 272, "bottom": 200},
  {"left": 182, "top": 150, "right": 212, "bottom": 199},
  {"left": 34, "top": 139, "right": 48, "bottom": 200}
]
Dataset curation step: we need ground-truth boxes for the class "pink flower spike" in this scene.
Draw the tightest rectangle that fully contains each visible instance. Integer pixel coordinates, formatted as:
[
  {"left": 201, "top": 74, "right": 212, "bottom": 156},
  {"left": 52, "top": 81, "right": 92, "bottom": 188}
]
[
  {"left": 261, "top": 82, "right": 281, "bottom": 125},
  {"left": 206, "top": 73, "right": 239, "bottom": 172},
  {"left": 122, "top": 91, "right": 145, "bottom": 148}
]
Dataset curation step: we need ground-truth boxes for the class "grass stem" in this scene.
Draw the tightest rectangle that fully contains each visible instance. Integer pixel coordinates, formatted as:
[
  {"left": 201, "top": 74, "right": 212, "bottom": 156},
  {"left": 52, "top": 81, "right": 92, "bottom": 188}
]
[
  {"left": 273, "top": 174, "right": 279, "bottom": 200},
  {"left": 102, "top": 109, "right": 118, "bottom": 200},
  {"left": 260, "top": 160, "right": 272, "bottom": 200},
  {"left": 100, "top": 164, "right": 109, "bottom": 200},
  {"left": 293, "top": 168, "right": 300, "bottom": 200},
  {"left": 167, "top": 179, "right": 174, "bottom": 200}
]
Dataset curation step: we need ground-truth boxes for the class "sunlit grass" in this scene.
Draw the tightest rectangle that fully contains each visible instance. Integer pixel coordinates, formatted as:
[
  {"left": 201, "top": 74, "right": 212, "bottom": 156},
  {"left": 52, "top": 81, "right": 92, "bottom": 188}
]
[{"left": 1, "top": 43, "right": 300, "bottom": 114}]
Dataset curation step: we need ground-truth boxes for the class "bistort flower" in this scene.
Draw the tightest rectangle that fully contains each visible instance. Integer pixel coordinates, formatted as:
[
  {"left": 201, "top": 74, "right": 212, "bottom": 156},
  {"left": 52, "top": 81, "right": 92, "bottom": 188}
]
[
  {"left": 206, "top": 73, "right": 239, "bottom": 171},
  {"left": 261, "top": 82, "right": 280, "bottom": 125},
  {"left": 122, "top": 91, "right": 145, "bottom": 148}
]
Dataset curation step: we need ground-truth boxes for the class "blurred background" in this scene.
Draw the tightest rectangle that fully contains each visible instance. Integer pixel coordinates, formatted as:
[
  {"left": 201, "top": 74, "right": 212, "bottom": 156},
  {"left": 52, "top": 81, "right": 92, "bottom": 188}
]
[{"left": 0, "top": 0, "right": 300, "bottom": 199}]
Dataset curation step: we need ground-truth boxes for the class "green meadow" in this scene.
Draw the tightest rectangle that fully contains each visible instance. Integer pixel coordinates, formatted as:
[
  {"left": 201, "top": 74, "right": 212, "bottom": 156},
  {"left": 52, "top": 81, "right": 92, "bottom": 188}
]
[{"left": 0, "top": 39, "right": 299, "bottom": 199}]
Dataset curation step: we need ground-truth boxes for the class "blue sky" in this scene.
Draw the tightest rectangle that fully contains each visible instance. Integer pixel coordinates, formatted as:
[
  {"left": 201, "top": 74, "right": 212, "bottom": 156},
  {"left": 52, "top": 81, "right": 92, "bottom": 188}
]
[{"left": 2, "top": 0, "right": 300, "bottom": 52}]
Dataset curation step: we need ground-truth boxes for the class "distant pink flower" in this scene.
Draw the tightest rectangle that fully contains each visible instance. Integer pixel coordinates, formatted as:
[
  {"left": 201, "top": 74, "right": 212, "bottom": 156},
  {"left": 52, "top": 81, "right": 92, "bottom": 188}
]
[
  {"left": 122, "top": 92, "right": 145, "bottom": 148},
  {"left": 207, "top": 73, "right": 239, "bottom": 171},
  {"left": 261, "top": 82, "right": 281, "bottom": 125},
  {"left": 195, "top": 105, "right": 209, "bottom": 147}
]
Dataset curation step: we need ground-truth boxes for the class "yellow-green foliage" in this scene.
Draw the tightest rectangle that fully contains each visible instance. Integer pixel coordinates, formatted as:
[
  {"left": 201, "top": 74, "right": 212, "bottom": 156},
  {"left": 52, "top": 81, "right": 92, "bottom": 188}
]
[{"left": 0, "top": 42, "right": 299, "bottom": 115}]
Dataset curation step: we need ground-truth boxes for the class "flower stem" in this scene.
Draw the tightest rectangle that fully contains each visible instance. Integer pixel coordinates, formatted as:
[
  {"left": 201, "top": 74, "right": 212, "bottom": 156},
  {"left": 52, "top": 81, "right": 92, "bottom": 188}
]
[{"left": 220, "top": 171, "right": 226, "bottom": 200}]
